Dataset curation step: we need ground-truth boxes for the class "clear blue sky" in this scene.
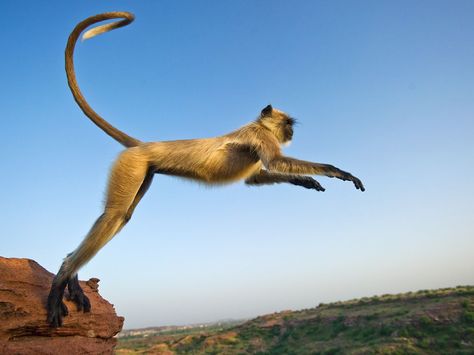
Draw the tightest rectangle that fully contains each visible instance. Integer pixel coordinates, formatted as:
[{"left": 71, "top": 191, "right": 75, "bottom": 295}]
[{"left": 1, "top": 1, "right": 473, "bottom": 329}]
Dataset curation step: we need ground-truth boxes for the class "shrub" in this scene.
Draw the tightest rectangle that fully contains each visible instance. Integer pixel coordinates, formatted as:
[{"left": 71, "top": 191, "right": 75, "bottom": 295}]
[
  {"left": 462, "top": 311, "right": 474, "bottom": 323},
  {"left": 323, "top": 347, "right": 342, "bottom": 355},
  {"left": 379, "top": 325, "right": 394, "bottom": 337},
  {"left": 419, "top": 337, "right": 431, "bottom": 348},
  {"left": 419, "top": 315, "right": 433, "bottom": 327}
]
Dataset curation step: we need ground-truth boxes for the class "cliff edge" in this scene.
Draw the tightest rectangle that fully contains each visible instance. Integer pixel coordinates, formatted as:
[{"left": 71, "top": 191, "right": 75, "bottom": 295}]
[{"left": 0, "top": 256, "right": 124, "bottom": 354}]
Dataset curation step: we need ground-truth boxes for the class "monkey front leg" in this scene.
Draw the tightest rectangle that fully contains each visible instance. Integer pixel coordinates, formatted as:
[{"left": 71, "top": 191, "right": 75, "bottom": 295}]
[
  {"left": 267, "top": 157, "right": 365, "bottom": 191},
  {"left": 245, "top": 169, "right": 325, "bottom": 191}
]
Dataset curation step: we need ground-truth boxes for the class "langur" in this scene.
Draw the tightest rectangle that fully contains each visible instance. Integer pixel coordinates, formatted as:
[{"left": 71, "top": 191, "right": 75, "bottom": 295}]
[{"left": 47, "top": 12, "right": 365, "bottom": 327}]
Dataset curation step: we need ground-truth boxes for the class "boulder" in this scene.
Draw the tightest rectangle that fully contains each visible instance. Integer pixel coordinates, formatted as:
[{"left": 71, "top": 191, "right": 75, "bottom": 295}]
[{"left": 0, "top": 257, "right": 124, "bottom": 354}]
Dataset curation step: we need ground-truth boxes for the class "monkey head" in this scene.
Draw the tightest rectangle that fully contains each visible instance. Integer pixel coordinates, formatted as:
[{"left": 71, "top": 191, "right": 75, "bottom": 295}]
[{"left": 258, "top": 104, "right": 295, "bottom": 145}]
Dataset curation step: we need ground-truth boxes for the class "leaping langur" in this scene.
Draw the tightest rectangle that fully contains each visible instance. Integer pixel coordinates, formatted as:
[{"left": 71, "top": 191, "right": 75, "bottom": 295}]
[{"left": 47, "top": 12, "right": 365, "bottom": 327}]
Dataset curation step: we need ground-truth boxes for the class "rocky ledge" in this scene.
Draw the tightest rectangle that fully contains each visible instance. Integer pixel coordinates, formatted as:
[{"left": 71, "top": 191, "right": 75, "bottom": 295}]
[{"left": 0, "top": 256, "right": 124, "bottom": 354}]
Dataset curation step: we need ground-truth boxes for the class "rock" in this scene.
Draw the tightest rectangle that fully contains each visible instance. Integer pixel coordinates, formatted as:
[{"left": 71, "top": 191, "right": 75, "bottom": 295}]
[{"left": 0, "top": 256, "right": 124, "bottom": 354}]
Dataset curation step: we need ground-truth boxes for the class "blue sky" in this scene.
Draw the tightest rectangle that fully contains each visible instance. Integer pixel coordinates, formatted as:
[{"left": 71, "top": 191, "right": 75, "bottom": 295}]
[{"left": 1, "top": 1, "right": 473, "bottom": 329}]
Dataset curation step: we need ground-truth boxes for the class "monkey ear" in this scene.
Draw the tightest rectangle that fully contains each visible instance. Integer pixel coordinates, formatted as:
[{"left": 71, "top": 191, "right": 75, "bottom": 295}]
[{"left": 261, "top": 104, "right": 273, "bottom": 116}]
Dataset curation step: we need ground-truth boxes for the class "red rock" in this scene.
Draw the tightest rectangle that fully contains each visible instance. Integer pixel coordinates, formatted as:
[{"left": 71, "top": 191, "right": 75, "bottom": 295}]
[{"left": 0, "top": 256, "right": 124, "bottom": 354}]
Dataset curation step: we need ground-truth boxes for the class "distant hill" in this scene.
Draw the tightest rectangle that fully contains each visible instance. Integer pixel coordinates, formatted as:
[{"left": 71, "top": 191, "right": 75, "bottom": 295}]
[{"left": 116, "top": 286, "right": 474, "bottom": 354}]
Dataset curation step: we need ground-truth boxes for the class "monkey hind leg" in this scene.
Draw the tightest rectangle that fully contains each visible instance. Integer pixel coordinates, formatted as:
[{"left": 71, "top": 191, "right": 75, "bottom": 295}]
[
  {"left": 67, "top": 274, "right": 91, "bottom": 312},
  {"left": 64, "top": 170, "right": 152, "bottom": 315},
  {"left": 47, "top": 211, "right": 133, "bottom": 327},
  {"left": 47, "top": 149, "right": 151, "bottom": 327}
]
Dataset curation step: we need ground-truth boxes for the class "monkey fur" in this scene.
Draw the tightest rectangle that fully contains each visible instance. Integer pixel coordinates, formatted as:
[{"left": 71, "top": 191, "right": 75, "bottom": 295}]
[{"left": 47, "top": 12, "right": 365, "bottom": 327}]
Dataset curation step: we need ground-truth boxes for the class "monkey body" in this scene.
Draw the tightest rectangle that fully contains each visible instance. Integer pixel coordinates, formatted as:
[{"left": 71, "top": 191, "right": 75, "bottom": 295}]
[
  {"left": 118, "top": 114, "right": 292, "bottom": 185},
  {"left": 46, "top": 12, "right": 365, "bottom": 327},
  {"left": 144, "top": 138, "right": 261, "bottom": 184}
]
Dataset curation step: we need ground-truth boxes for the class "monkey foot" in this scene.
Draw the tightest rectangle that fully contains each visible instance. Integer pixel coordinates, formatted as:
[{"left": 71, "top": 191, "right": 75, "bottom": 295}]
[
  {"left": 47, "top": 288, "right": 69, "bottom": 327},
  {"left": 67, "top": 274, "right": 91, "bottom": 312}
]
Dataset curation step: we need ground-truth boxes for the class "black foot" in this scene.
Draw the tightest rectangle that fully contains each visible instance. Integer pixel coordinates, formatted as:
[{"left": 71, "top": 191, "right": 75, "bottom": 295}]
[
  {"left": 47, "top": 279, "right": 68, "bottom": 327},
  {"left": 67, "top": 274, "right": 91, "bottom": 312}
]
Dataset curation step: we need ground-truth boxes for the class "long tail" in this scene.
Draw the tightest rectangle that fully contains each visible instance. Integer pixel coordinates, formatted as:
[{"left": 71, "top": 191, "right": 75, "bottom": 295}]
[{"left": 66, "top": 12, "right": 141, "bottom": 148}]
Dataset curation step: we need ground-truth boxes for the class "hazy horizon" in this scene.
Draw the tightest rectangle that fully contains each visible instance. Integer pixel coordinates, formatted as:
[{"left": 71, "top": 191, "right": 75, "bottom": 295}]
[{"left": 1, "top": 1, "right": 473, "bottom": 329}]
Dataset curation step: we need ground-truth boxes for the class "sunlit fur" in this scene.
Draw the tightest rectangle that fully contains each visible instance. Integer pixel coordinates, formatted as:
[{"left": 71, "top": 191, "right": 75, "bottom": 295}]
[{"left": 47, "top": 12, "right": 365, "bottom": 328}]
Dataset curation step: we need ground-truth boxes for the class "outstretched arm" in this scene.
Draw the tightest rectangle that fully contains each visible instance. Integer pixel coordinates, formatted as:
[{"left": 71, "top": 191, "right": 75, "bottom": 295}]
[
  {"left": 267, "top": 157, "right": 364, "bottom": 191},
  {"left": 255, "top": 142, "right": 365, "bottom": 191},
  {"left": 245, "top": 169, "right": 325, "bottom": 191}
]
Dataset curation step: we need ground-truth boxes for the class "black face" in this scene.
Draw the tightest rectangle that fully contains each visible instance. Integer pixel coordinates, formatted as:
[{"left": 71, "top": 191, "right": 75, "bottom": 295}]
[{"left": 283, "top": 117, "right": 295, "bottom": 142}]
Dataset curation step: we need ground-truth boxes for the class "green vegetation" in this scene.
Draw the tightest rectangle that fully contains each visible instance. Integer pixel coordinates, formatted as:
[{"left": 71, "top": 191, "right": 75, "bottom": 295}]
[{"left": 115, "top": 285, "right": 474, "bottom": 354}]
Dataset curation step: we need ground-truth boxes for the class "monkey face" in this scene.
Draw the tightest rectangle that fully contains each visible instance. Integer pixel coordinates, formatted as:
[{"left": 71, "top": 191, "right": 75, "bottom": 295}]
[
  {"left": 259, "top": 105, "right": 295, "bottom": 144},
  {"left": 282, "top": 116, "right": 295, "bottom": 143}
]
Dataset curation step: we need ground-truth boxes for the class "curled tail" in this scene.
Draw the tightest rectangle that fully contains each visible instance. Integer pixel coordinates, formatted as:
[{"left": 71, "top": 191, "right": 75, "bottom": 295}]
[{"left": 66, "top": 12, "right": 141, "bottom": 148}]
